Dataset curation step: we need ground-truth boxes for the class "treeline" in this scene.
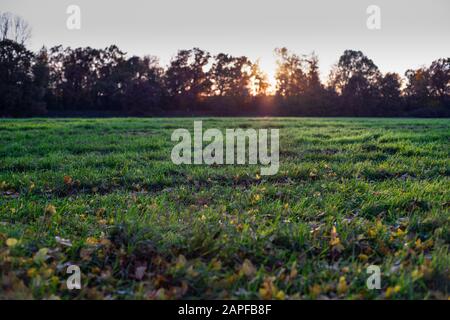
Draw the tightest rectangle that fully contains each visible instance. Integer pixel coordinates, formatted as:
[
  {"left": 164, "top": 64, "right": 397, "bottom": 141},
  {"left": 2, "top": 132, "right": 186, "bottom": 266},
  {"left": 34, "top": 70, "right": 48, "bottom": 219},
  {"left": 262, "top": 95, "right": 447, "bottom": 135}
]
[{"left": 0, "top": 39, "right": 449, "bottom": 117}]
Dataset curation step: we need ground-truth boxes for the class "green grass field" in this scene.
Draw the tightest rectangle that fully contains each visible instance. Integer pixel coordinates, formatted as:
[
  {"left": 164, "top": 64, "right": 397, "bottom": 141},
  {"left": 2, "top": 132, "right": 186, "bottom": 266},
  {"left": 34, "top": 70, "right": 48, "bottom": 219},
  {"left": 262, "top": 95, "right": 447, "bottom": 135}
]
[{"left": 0, "top": 118, "right": 449, "bottom": 300}]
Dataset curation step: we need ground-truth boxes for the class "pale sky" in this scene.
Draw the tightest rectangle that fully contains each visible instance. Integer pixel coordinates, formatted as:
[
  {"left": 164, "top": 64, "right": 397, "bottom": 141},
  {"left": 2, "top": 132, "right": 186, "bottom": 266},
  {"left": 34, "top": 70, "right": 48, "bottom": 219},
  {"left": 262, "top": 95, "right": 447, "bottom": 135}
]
[{"left": 1, "top": 0, "right": 449, "bottom": 85}]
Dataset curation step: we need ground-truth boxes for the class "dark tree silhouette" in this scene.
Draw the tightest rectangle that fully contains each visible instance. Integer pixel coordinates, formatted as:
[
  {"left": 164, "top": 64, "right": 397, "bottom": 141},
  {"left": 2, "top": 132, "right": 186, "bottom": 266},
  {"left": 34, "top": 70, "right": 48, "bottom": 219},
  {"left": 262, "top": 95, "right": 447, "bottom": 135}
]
[
  {"left": 427, "top": 58, "right": 450, "bottom": 106},
  {"left": 208, "top": 53, "right": 253, "bottom": 97},
  {"left": 165, "top": 48, "right": 211, "bottom": 110},
  {"left": 0, "top": 40, "right": 46, "bottom": 117},
  {"left": 404, "top": 58, "right": 450, "bottom": 113},
  {"left": 377, "top": 72, "right": 403, "bottom": 115},
  {"left": 119, "top": 55, "right": 165, "bottom": 115},
  {"left": 329, "top": 50, "right": 381, "bottom": 115},
  {"left": 404, "top": 67, "right": 430, "bottom": 109},
  {"left": 0, "top": 18, "right": 448, "bottom": 118},
  {"left": 47, "top": 46, "right": 99, "bottom": 110},
  {"left": 31, "top": 47, "right": 50, "bottom": 113},
  {"left": 305, "top": 53, "right": 322, "bottom": 94}
]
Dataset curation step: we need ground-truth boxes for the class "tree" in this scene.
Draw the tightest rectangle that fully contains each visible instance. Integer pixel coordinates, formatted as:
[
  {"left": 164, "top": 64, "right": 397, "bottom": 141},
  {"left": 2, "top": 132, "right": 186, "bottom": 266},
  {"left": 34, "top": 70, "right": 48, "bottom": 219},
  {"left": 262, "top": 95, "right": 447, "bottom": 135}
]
[
  {"left": 119, "top": 55, "right": 165, "bottom": 115},
  {"left": 404, "top": 58, "right": 450, "bottom": 110},
  {"left": 165, "top": 48, "right": 211, "bottom": 109},
  {"left": 305, "top": 52, "right": 323, "bottom": 94},
  {"left": 93, "top": 45, "right": 127, "bottom": 110},
  {"left": 377, "top": 72, "right": 403, "bottom": 115},
  {"left": 47, "top": 46, "right": 97, "bottom": 110},
  {"left": 427, "top": 58, "right": 450, "bottom": 106},
  {"left": 208, "top": 53, "right": 233, "bottom": 96},
  {"left": 47, "top": 45, "right": 129, "bottom": 111},
  {"left": 301, "top": 53, "right": 330, "bottom": 115},
  {"left": 249, "top": 60, "right": 270, "bottom": 96},
  {"left": 0, "top": 12, "right": 31, "bottom": 45},
  {"left": 329, "top": 50, "right": 380, "bottom": 93},
  {"left": 404, "top": 67, "right": 430, "bottom": 108},
  {"left": 208, "top": 53, "right": 254, "bottom": 97},
  {"left": 274, "top": 47, "right": 308, "bottom": 97},
  {"left": 31, "top": 47, "right": 50, "bottom": 113},
  {"left": 0, "top": 39, "right": 46, "bottom": 116},
  {"left": 329, "top": 50, "right": 381, "bottom": 115}
]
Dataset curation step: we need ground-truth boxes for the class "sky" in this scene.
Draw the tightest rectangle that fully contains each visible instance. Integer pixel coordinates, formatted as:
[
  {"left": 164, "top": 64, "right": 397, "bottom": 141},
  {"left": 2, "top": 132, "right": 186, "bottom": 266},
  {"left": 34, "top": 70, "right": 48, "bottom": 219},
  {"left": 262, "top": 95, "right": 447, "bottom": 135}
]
[{"left": 1, "top": 0, "right": 449, "bottom": 86}]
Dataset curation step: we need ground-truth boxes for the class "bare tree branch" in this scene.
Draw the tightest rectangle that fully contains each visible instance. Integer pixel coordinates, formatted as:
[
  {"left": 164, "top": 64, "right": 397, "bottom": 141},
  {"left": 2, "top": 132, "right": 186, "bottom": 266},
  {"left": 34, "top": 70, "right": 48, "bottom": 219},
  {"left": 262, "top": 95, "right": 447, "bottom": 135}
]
[{"left": 0, "top": 11, "right": 31, "bottom": 45}]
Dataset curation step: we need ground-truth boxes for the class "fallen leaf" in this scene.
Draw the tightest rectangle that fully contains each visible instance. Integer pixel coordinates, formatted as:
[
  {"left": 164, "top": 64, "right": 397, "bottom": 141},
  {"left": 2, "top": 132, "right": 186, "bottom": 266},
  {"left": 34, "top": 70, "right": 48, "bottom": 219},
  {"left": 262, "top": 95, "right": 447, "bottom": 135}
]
[
  {"left": 309, "top": 284, "right": 321, "bottom": 298},
  {"left": 337, "top": 276, "right": 348, "bottom": 295},
  {"left": 64, "top": 175, "right": 73, "bottom": 185},
  {"left": 45, "top": 204, "right": 57, "bottom": 215},
  {"left": 240, "top": 259, "right": 257, "bottom": 277},
  {"left": 86, "top": 237, "right": 99, "bottom": 245},
  {"left": 385, "top": 285, "right": 401, "bottom": 298},
  {"left": 6, "top": 238, "right": 18, "bottom": 247},
  {"left": 176, "top": 255, "right": 187, "bottom": 269}
]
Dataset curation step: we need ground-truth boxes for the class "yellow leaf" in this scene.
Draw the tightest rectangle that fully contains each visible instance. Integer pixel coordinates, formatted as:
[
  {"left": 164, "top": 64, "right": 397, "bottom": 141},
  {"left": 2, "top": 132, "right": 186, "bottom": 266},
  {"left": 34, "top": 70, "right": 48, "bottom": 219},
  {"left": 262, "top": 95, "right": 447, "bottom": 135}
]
[
  {"left": 309, "top": 284, "right": 321, "bottom": 298},
  {"left": 45, "top": 204, "right": 56, "bottom": 215},
  {"left": 259, "top": 287, "right": 271, "bottom": 300},
  {"left": 96, "top": 208, "right": 106, "bottom": 216},
  {"left": 330, "top": 237, "right": 341, "bottom": 246},
  {"left": 210, "top": 259, "right": 222, "bottom": 271},
  {"left": 330, "top": 226, "right": 345, "bottom": 252},
  {"left": 358, "top": 254, "right": 369, "bottom": 262},
  {"left": 368, "top": 228, "right": 377, "bottom": 238},
  {"left": 252, "top": 194, "right": 261, "bottom": 202},
  {"left": 27, "top": 268, "right": 38, "bottom": 278},
  {"left": 86, "top": 237, "right": 99, "bottom": 245},
  {"left": 91, "top": 267, "right": 101, "bottom": 274},
  {"left": 331, "top": 226, "right": 337, "bottom": 237},
  {"left": 290, "top": 262, "right": 298, "bottom": 278},
  {"left": 411, "top": 269, "right": 424, "bottom": 281},
  {"left": 337, "top": 276, "right": 348, "bottom": 295},
  {"left": 226, "top": 274, "right": 238, "bottom": 285},
  {"left": 415, "top": 238, "right": 422, "bottom": 249},
  {"left": 43, "top": 268, "right": 53, "bottom": 277},
  {"left": 385, "top": 285, "right": 401, "bottom": 298},
  {"left": 6, "top": 238, "right": 18, "bottom": 247},
  {"left": 240, "top": 259, "right": 256, "bottom": 277},
  {"left": 259, "top": 277, "right": 275, "bottom": 300},
  {"left": 275, "top": 290, "right": 286, "bottom": 300},
  {"left": 176, "top": 255, "right": 187, "bottom": 269},
  {"left": 393, "top": 228, "right": 406, "bottom": 238}
]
